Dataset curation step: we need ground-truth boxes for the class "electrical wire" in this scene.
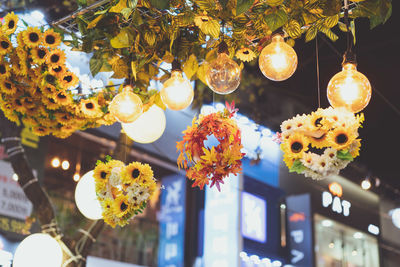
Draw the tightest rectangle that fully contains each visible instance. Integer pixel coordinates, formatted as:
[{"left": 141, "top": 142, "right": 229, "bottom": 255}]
[{"left": 315, "top": 35, "right": 321, "bottom": 108}]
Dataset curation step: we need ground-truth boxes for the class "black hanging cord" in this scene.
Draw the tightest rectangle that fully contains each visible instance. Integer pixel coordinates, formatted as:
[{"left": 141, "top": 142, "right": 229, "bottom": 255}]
[
  {"left": 171, "top": 59, "right": 181, "bottom": 71},
  {"left": 315, "top": 35, "right": 321, "bottom": 108},
  {"left": 343, "top": 0, "right": 356, "bottom": 65}
]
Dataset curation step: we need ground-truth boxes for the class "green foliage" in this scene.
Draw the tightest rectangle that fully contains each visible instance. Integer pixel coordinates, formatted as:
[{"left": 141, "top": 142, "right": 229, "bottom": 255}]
[
  {"left": 337, "top": 150, "right": 354, "bottom": 161},
  {"left": 290, "top": 160, "right": 306, "bottom": 174},
  {"left": 66, "top": 0, "right": 392, "bottom": 96}
]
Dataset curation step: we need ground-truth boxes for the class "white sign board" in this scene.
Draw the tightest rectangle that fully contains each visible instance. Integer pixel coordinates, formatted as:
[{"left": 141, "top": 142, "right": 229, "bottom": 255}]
[
  {"left": 86, "top": 256, "right": 145, "bottom": 267},
  {"left": 0, "top": 161, "right": 33, "bottom": 220}
]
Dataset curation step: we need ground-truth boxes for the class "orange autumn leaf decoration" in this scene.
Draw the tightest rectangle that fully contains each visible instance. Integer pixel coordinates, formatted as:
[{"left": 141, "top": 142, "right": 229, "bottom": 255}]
[{"left": 177, "top": 101, "right": 245, "bottom": 191}]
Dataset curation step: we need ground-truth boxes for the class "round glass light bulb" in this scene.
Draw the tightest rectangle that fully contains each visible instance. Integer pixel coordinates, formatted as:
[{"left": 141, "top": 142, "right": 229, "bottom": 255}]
[
  {"left": 122, "top": 105, "right": 166, "bottom": 144},
  {"left": 13, "top": 233, "right": 63, "bottom": 267},
  {"left": 259, "top": 34, "right": 298, "bottom": 81},
  {"left": 51, "top": 157, "right": 60, "bottom": 168},
  {"left": 74, "top": 170, "right": 103, "bottom": 220},
  {"left": 109, "top": 87, "right": 143, "bottom": 123},
  {"left": 327, "top": 63, "right": 372, "bottom": 113},
  {"left": 206, "top": 53, "right": 241, "bottom": 95},
  {"left": 160, "top": 70, "right": 194, "bottom": 110}
]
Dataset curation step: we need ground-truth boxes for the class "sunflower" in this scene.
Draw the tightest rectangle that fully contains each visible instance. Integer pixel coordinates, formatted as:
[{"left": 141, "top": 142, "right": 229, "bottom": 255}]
[
  {"left": 22, "top": 116, "right": 37, "bottom": 126},
  {"left": 42, "top": 29, "right": 61, "bottom": 48},
  {"left": 236, "top": 47, "right": 256, "bottom": 62},
  {"left": 31, "top": 47, "right": 49, "bottom": 64},
  {"left": 113, "top": 194, "right": 131, "bottom": 218},
  {"left": 307, "top": 110, "right": 325, "bottom": 132},
  {"left": 94, "top": 162, "right": 111, "bottom": 184},
  {"left": 42, "top": 96, "right": 59, "bottom": 110},
  {"left": 281, "top": 132, "right": 309, "bottom": 159},
  {"left": 22, "top": 27, "right": 42, "bottom": 48},
  {"left": 43, "top": 74, "right": 57, "bottom": 85},
  {"left": 79, "top": 98, "right": 102, "bottom": 118},
  {"left": 0, "top": 35, "right": 12, "bottom": 55},
  {"left": 0, "top": 62, "right": 10, "bottom": 79},
  {"left": 96, "top": 112, "right": 117, "bottom": 126},
  {"left": 327, "top": 127, "right": 356, "bottom": 150},
  {"left": 60, "top": 71, "right": 79, "bottom": 89},
  {"left": 31, "top": 125, "right": 50, "bottom": 136},
  {"left": 2, "top": 12, "right": 19, "bottom": 35},
  {"left": 194, "top": 12, "right": 211, "bottom": 29},
  {"left": 1, "top": 79, "right": 17, "bottom": 95},
  {"left": 121, "top": 162, "right": 144, "bottom": 184},
  {"left": 309, "top": 131, "right": 329, "bottom": 149},
  {"left": 101, "top": 198, "right": 114, "bottom": 220},
  {"left": 42, "top": 84, "right": 57, "bottom": 98},
  {"left": 49, "top": 64, "right": 66, "bottom": 78},
  {"left": 12, "top": 96, "right": 26, "bottom": 113},
  {"left": 348, "top": 139, "right": 361, "bottom": 158},
  {"left": 52, "top": 130, "right": 73, "bottom": 139},
  {"left": 55, "top": 91, "right": 73, "bottom": 106},
  {"left": 139, "top": 164, "right": 155, "bottom": 185},
  {"left": 47, "top": 49, "right": 66, "bottom": 67},
  {"left": 2, "top": 108, "right": 19, "bottom": 123},
  {"left": 22, "top": 97, "right": 36, "bottom": 109}
]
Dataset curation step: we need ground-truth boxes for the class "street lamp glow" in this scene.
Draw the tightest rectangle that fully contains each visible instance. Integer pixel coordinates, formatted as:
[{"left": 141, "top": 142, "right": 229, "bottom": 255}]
[
  {"left": 361, "top": 179, "right": 371, "bottom": 190},
  {"left": 51, "top": 157, "right": 60, "bottom": 168},
  {"left": 61, "top": 160, "right": 70, "bottom": 170}
]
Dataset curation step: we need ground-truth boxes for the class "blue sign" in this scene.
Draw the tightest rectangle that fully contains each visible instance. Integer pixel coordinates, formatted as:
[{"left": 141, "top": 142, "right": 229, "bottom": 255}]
[
  {"left": 241, "top": 192, "right": 267, "bottom": 243},
  {"left": 158, "top": 175, "right": 186, "bottom": 267},
  {"left": 203, "top": 174, "right": 240, "bottom": 267},
  {"left": 286, "top": 194, "right": 313, "bottom": 267}
]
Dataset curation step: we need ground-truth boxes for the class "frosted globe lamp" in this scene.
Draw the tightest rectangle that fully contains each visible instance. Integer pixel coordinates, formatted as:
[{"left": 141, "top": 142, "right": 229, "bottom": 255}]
[
  {"left": 13, "top": 233, "right": 63, "bottom": 267},
  {"left": 259, "top": 34, "right": 298, "bottom": 81},
  {"left": 75, "top": 170, "right": 103, "bottom": 220},
  {"left": 206, "top": 41, "right": 241, "bottom": 95},
  {"left": 161, "top": 62, "right": 194, "bottom": 110},
  {"left": 390, "top": 208, "right": 400, "bottom": 229},
  {"left": 327, "top": 62, "right": 371, "bottom": 113},
  {"left": 122, "top": 105, "right": 166, "bottom": 144},
  {"left": 109, "top": 85, "right": 143, "bottom": 123}
]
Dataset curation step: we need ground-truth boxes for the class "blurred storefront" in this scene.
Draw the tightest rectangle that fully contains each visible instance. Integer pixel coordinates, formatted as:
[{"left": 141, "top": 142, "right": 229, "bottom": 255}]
[{"left": 281, "top": 170, "right": 381, "bottom": 267}]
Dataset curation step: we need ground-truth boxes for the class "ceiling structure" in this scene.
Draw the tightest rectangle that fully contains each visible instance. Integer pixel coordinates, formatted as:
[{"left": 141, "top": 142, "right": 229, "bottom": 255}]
[{"left": 2, "top": 0, "right": 399, "bottom": 196}]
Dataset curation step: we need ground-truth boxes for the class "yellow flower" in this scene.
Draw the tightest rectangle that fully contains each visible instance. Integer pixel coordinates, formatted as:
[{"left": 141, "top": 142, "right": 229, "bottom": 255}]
[
  {"left": 32, "top": 125, "right": 50, "bottom": 136},
  {"left": 79, "top": 98, "right": 102, "bottom": 118},
  {"left": 60, "top": 71, "right": 79, "bottom": 89},
  {"left": 0, "top": 35, "right": 12, "bottom": 55},
  {"left": 96, "top": 112, "right": 117, "bottom": 126},
  {"left": 101, "top": 198, "right": 114, "bottom": 220},
  {"left": 307, "top": 109, "right": 325, "bottom": 131},
  {"left": 54, "top": 112, "right": 72, "bottom": 125},
  {"left": 94, "top": 162, "right": 111, "bottom": 185},
  {"left": 22, "top": 116, "right": 37, "bottom": 126},
  {"left": 2, "top": 12, "right": 19, "bottom": 35},
  {"left": 140, "top": 164, "right": 155, "bottom": 185},
  {"left": 309, "top": 131, "right": 329, "bottom": 149},
  {"left": 43, "top": 29, "right": 61, "bottom": 48},
  {"left": 42, "top": 84, "right": 57, "bottom": 98},
  {"left": 42, "top": 96, "right": 59, "bottom": 110},
  {"left": 283, "top": 154, "right": 296, "bottom": 169},
  {"left": 22, "top": 96, "right": 36, "bottom": 109},
  {"left": 49, "top": 64, "right": 66, "bottom": 78},
  {"left": 280, "top": 118, "right": 296, "bottom": 133},
  {"left": 122, "top": 162, "right": 144, "bottom": 185},
  {"left": 0, "top": 62, "right": 11, "bottom": 80},
  {"left": 348, "top": 139, "right": 361, "bottom": 158},
  {"left": 113, "top": 194, "right": 131, "bottom": 218},
  {"left": 22, "top": 27, "right": 42, "bottom": 48},
  {"left": 31, "top": 47, "right": 49, "bottom": 64},
  {"left": 47, "top": 48, "right": 66, "bottom": 67},
  {"left": 281, "top": 132, "right": 309, "bottom": 159},
  {"left": 327, "top": 127, "right": 356, "bottom": 150},
  {"left": 55, "top": 91, "right": 73, "bottom": 106},
  {"left": 236, "top": 47, "right": 256, "bottom": 62},
  {"left": 17, "top": 32, "right": 24, "bottom": 47},
  {"left": 43, "top": 74, "right": 57, "bottom": 85},
  {"left": 12, "top": 96, "right": 26, "bottom": 113}
]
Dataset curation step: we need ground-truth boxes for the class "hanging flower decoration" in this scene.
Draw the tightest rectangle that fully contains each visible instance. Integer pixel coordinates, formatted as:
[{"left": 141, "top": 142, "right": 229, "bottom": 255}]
[
  {"left": 0, "top": 12, "right": 117, "bottom": 138},
  {"left": 280, "top": 107, "right": 364, "bottom": 180},
  {"left": 177, "top": 101, "right": 245, "bottom": 190},
  {"left": 93, "top": 156, "right": 157, "bottom": 228}
]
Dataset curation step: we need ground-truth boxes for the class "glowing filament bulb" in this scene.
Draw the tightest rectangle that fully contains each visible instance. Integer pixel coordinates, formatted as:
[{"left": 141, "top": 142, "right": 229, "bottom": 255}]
[
  {"left": 259, "top": 34, "right": 298, "bottom": 81},
  {"left": 327, "top": 63, "right": 371, "bottom": 113},
  {"left": 109, "top": 85, "right": 143, "bottom": 123},
  {"left": 161, "top": 70, "right": 194, "bottom": 110}
]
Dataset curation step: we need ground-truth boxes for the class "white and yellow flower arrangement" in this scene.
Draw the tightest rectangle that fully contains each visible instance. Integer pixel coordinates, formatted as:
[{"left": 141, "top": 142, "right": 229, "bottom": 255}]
[
  {"left": 93, "top": 156, "right": 157, "bottom": 227},
  {"left": 279, "top": 107, "right": 364, "bottom": 180}
]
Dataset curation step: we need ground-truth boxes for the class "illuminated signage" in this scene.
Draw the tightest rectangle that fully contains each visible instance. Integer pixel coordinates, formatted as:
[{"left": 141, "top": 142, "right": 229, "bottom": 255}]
[
  {"left": 204, "top": 174, "right": 240, "bottom": 267},
  {"left": 241, "top": 192, "right": 267, "bottom": 243},
  {"left": 322, "top": 183, "right": 351, "bottom": 217}
]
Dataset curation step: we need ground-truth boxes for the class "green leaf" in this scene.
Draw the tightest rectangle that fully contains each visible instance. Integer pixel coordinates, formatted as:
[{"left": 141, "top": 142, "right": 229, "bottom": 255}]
[
  {"left": 105, "top": 155, "right": 113, "bottom": 162},
  {"left": 289, "top": 160, "right": 306, "bottom": 174},
  {"left": 200, "top": 19, "right": 220, "bottom": 39},
  {"left": 90, "top": 56, "right": 103, "bottom": 77},
  {"left": 263, "top": 9, "right": 288, "bottom": 32},
  {"left": 128, "top": 0, "right": 138, "bottom": 8},
  {"left": 132, "top": 9, "right": 143, "bottom": 25},
  {"left": 337, "top": 150, "right": 354, "bottom": 161},
  {"left": 236, "top": 0, "right": 254, "bottom": 16},
  {"left": 121, "top": 8, "right": 133, "bottom": 19},
  {"left": 197, "top": 62, "right": 210, "bottom": 85},
  {"left": 219, "top": 0, "right": 229, "bottom": 8},
  {"left": 338, "top": 21, "right": 348, "bottom": 32},
  {"left": 87, "top": 14, "right": 104, "bottom": 29},
  {"left": 305, "top": 25, "right": 318, "bottom": 42},
  {"left": 324, "top": 14, "right": 339, "bottom": 28},
  {"left": 109, "top": 0, "right": 127, "bottom": 13},
  {"left": 318, "top": 25, "right": 338, "bottom": 41},
  {"left": 150, "top": 0, "right": 169, "bottom": 9},
  {"left": 323, "top": 0, "right": 341, "bottom": 16},
  {"left": 284, "top": 20, "right": 302, "bottom": 39},
  {"left": 183, "top": 54, "right": 199, "bottom": 80},
  {"left": 110, "top": 28, "right": 131, "bottom": 48}
]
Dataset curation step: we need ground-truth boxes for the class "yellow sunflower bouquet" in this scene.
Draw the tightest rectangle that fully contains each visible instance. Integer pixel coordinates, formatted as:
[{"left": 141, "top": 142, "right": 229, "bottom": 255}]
[
  {"left": 93, "top": 156, "right": 157, "bottom": 227},
  {"left": 280, "top": 107, "right": 364, "bottom": 180},
  {"left": 0, "top": 12, "right": 116, "bottom": 138}
]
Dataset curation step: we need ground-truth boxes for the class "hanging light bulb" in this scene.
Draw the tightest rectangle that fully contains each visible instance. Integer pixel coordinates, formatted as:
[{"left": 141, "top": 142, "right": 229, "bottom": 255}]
[
  {"left": 206, "top": 41, "right": 241, "bottom": 95},
  {"left": 160, "top": 60, "right": 194, "bottom": 110},
  {"left": 109, "top": 85, "right": 143, "bottom": 123},
  {"left": 74, "top": 170, "right": 103, "bottom": 220},
  {"left": 327, "top": 61, "right": 371, "bottom": 113},
  {"left": 259, "top": 34, "right": 298, "bottom": 81},
  {"left": 122, "top": 105, "right": 166, "bottom": 144}
]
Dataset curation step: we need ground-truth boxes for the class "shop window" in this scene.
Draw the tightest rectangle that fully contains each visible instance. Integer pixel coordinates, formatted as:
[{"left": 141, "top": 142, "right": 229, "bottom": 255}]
[{"left": 315, "top": 214, "right": 379, "bottom": 267}]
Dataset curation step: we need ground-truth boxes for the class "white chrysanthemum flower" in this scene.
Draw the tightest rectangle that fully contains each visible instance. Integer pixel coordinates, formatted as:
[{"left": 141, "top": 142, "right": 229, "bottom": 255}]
[{"left": 109, "top": 167, "right": 123, "bottom": 187}]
